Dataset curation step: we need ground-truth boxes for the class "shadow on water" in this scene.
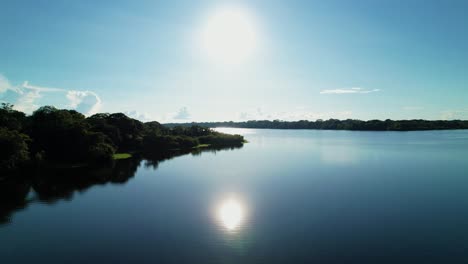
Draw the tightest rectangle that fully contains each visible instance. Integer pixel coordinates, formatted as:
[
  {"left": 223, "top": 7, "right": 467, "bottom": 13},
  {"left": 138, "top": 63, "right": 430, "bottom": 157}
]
[{"left": 0, "top": 145, "right": 243, "bottom": 226}]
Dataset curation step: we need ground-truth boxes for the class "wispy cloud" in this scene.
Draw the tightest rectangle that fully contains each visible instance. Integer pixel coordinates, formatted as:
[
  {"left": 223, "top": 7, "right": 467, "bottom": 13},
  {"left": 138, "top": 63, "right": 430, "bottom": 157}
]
[
  {"left": 173, "top": 107, "right": 191, "bottom": 120},
  {"left": 0, "top": 74, "right": 102, "bottom": 115},
  {"left": 320, "top": 87, "right": 381, "bottom": 94},
  {"left": 124, "top": 110, "right": 152, "bottom": 122},
  {"left": 403, "top": 106, "right": 424, "bottom": 111},
  {"left": 0, "top": 74, "right": 12, "bottom": 93},
  {"left": 23, "top": 81, "right": 63, "bottom": 92},
  {"left": 238, "top": 107, "right": 353, "bottom": 121},
  {"left": 440, "top": 109, "right": 468, "bottom": 120},
  {"left": 239, "top": 108, "right": 272, "bottom": 120}
]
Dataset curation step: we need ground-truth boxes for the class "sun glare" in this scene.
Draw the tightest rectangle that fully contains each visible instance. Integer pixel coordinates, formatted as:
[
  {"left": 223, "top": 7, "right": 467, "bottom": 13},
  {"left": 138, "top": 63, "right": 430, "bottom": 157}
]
[
  {"left": 199, "top": 7, "right": 258, "bottom": 65},
  {"left": 218, "top": 199, "right": 245, "bottom": 231}
]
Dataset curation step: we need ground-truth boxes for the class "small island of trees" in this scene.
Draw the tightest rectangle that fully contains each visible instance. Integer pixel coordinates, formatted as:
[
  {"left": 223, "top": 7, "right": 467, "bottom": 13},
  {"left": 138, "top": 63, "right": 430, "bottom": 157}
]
[{"left": 0, "top": 103, "right": 245, "bottom": 174}]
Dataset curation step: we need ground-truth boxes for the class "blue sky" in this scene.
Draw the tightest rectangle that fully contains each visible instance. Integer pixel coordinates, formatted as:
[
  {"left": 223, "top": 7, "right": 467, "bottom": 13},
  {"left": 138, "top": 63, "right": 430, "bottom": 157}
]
[{"left": 1, "top": 0, "right": 467, "bottom": 121}]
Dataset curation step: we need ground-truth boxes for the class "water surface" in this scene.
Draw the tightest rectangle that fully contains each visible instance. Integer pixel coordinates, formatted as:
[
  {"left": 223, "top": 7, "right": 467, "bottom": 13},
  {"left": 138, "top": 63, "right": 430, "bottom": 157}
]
[{"left": 2, "top": 129, "right": 468, "bottom": 263}]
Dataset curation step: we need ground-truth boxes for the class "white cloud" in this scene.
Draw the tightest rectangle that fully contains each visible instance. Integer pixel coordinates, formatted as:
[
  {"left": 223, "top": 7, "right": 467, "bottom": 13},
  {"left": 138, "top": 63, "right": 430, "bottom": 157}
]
[
  {"left": 403, "top": 106, "right": 424, "bottom": 111},
  {"left": 66, "top": 90, "right": 102, "bottom": 115},
  {"left": 23, "top": 81, "right": 63, "bottom": 92},
  {"left": 14, "top": 88, "right": 42, "bottom": 113},
  {"left": 0, "top": 74, "right": 12, "bottom": 93},
  {"left": 0, "top": 74, "right": 102, "bottom": 115},
  {"left": 237, "top": 107, "right": 353, "bottom": 121},
  {"left": 281, "top": 111, "right": 353, "bottom": 121},
  {"left": 124, "top": 110, "right": 152, "bottom": 122},
  {"left": 440, "top": 109, "right": 468, "bottom": 120},
  {"left": 173, "top": 107, "right": 191, "bottom": 120},
  {"left": 239, "top": 108, "right": 272, "bottom": 120},
  {"left": 320, "top": 87, "right": 381, "bottom": 94}
]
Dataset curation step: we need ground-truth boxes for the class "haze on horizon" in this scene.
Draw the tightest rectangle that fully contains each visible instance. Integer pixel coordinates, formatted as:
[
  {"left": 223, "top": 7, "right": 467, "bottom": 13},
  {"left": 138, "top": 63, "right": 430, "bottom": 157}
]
[{"left": 1, "top": 0, "right": 467, "bottom": 122}]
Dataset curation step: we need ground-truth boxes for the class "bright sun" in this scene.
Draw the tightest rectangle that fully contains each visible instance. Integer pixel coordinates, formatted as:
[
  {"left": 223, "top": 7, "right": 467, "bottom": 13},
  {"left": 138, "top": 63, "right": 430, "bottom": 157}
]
[{"left": 200, "top": 7, "right": 258, "bottom": 65}]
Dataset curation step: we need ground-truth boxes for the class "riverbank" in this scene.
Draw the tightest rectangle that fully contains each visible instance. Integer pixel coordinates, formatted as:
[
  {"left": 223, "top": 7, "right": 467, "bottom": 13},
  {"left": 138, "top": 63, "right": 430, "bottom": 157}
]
[{"left": 164, "top": 119, "right": 468, "bottom": 131}]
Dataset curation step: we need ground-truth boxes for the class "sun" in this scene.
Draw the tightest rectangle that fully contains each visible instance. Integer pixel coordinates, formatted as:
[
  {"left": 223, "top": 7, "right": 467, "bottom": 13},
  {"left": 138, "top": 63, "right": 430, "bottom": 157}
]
[{"left": 199, "top": 7, "right": 258, "bottom": 65}]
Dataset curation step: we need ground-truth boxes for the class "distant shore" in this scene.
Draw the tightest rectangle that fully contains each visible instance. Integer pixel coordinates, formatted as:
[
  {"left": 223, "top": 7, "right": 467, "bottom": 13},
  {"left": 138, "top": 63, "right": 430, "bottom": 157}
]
[{"left": 164, "top": 119, "right": 468, "bottom": 131}]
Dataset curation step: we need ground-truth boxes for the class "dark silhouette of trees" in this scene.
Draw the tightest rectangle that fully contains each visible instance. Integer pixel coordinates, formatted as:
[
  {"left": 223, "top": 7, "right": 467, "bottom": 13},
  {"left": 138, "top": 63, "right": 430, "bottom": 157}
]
[
  {"left": 0, "top": 105, "right": 245, "bottom": 174},
  {"left": 142, "top": 134, "right": 199, "bottom": 152},
  {"left": 198, "top": 133, "right": 244, "bottom": 147},
  {"left": 0, "top": 103, "right": 31, "bottom": 171},
  {"left": 0, "top": 128, "right": 30, "bottom": 170},
  {"left": 165, "top": 119, "right": 468, "bottom": 131},
  {"left": 0, "top": 103, "right": 27, "bottom": 131},
  {"left": 28, "top": 106, "right": 116, "bottom": 163}
]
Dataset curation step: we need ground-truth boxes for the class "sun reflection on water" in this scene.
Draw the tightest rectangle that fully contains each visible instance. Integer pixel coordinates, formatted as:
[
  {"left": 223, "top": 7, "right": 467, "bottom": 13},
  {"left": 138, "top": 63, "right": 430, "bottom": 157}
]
[
  {"left": 217, "top": 198, "right": 245, "bottom": 231},
  {"left": 213, "top": 127, "right": 256, "bottom": 135}
]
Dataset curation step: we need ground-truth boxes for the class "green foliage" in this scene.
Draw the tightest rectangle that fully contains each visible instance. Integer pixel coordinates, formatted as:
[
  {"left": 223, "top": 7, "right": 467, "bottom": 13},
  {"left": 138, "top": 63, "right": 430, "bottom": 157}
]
[
  {"left": 198, "top": 133, "right": 244, "bottom": 147},
  {"left": 0, "top": 105, "right": 244, "bottom": 173},
  {"left": 142, "top": 134, "right": 199, "bottom": 153},
  {"left": 86, "top": 112, "right": 144, "bottom": 151},
  {"left": 0, "top": 103, "right": 27, "bottom": 131},
  {"left": 144, "top": 121, "right": 166, "bottom": 135},
  {"left": 0, "top": 128, "right": 30, "bottom": 170},
  {"left": 194, "top": 144, "right": 210, "bottom": 148},
  {"left": 29, "top": 107, "right": 97, "bottom": 162},
  {"left": 113, "top": 153, "right": 132, "bottom": 160},
  {"left": 170, "top": 125, "right": 212, "bottom": 137},
  {"left": 87, "top": 142, "right": 115, "bottom": 163}
]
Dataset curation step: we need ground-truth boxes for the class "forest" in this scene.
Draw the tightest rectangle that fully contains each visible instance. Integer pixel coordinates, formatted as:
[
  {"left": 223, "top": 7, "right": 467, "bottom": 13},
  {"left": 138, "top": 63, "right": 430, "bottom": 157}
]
[
  {"left": 0, "top": 103, "right": 245, "bottom": 172},
  {"left": 165, "top": 119, "right": 468, "bottom": 131}
]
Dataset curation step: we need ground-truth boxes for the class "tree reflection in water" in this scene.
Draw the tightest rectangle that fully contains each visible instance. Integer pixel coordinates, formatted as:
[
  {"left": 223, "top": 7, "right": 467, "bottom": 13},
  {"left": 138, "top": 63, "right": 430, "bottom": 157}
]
[{"left": 0, "top": 145, "right": 242, "bottom": 226}]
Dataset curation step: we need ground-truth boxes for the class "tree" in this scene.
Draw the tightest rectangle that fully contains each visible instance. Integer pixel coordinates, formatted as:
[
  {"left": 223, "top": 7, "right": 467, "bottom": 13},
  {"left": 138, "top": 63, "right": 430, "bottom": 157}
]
[
  {"left": 86, "top": 112, "right": 144, "bottom": 151},
  {"left": 0, "top": 103, "right": 27, "bottom": 131},
  {"left": 0, "top": 128, "right": 31, "bottom": 170},
  {"left": 0, "top": 105, "right": 245, "bottom": 172}
]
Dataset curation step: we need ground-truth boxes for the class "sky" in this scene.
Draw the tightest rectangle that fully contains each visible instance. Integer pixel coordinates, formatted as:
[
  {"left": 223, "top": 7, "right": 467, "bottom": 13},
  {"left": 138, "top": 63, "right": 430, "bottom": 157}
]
[{"left": 1, "top": 0, "right": 467, "bottom": 122}]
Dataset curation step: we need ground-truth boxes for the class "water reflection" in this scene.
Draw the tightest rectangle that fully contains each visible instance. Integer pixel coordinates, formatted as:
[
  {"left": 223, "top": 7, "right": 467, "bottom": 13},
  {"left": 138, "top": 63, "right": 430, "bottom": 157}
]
[
  {"left": 0, "top": 145, "right": 243, "bottom": 227},
  {"left": 214, "top": 127, "right": 256, "bottom": 135},
  {"left": 215, "top": 196, "right": 253, "bottom": 254},
  {"left": 0, "top": 158, "right": 140, "bottom": 225},
  {"left": 218, "top": 198, "right": 245, "bottom": 231}
]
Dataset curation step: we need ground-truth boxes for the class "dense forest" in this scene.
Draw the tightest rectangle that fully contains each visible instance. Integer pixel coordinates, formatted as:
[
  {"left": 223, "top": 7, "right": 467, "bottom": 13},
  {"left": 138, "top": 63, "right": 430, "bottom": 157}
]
[
  {"left": 165, "top": 119, "right": 468, "bottom": 131},
  {"left": 0, "top": 103, "right": 244, "bottom": 172}
]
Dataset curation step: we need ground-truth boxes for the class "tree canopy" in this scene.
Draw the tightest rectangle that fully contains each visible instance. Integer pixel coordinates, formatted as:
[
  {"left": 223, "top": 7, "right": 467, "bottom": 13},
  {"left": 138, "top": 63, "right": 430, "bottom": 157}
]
[{"left": 0, "top": 104, "right": 245, "bottom": 172}]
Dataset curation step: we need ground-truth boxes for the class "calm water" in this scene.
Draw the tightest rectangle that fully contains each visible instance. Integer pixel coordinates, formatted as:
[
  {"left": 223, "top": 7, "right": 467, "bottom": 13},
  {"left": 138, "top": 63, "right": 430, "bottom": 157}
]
[{"left": 2, "top": 129, "right": 468, "bottom": 263}]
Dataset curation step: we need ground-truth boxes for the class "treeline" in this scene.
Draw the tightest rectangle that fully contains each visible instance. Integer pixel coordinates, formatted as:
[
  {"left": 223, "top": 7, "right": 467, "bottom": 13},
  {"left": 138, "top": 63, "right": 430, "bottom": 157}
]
[
  {"left": 0, "top": 103, "right": 244, "bottom": 171},
  {"left": 165, "top": 119, "right": 468, "bottom": 131}
]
